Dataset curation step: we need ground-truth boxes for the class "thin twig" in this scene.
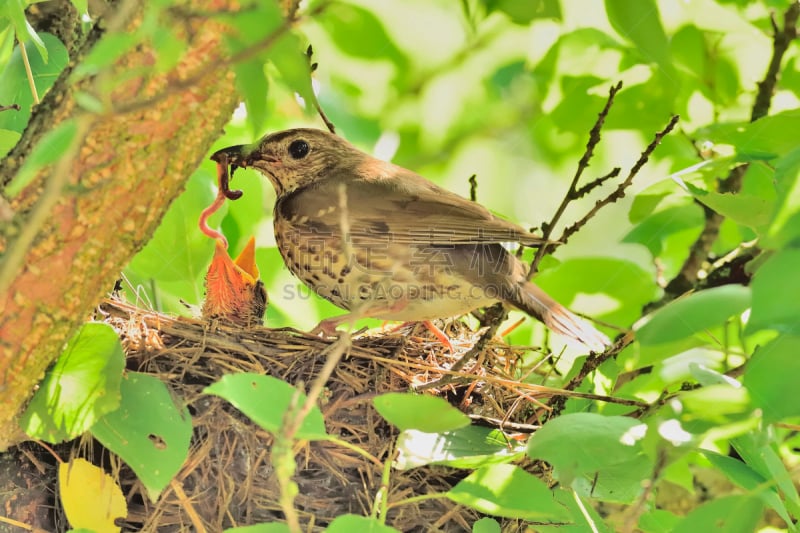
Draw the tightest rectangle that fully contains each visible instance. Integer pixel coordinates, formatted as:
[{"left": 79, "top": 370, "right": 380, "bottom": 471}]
[
  {"left": 169, "top": 479, "right": 207, "bottom": 533},
  {"left": 529, "top": 81, "right": 623, "bottom": 277},
  {"left": 558, "top": 114, "right": 680, "bottom": 245},
  {"left": 18, "top": 39, "right": 40, "bottom": 105},
  {"left": 0, "top": 104, "right": 21, "bottom": 112},
  {"left": 305, "top": 45, "right": 336, "bottom": 133}
]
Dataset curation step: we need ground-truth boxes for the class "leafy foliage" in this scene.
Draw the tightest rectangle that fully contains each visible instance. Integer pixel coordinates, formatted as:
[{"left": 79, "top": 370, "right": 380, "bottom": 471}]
[{"left": 4, "top": 0, "right": 800, "bottom": 530}]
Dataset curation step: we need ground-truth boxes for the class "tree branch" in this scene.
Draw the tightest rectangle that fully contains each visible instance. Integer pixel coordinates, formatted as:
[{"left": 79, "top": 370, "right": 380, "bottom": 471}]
[{"left": 663, "top": 1, "right": 799, "bottom": 299}]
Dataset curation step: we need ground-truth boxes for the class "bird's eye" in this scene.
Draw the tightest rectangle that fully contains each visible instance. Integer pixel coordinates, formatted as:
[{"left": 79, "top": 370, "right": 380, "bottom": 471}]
[{"left": 288, "top": 139, "right": 309, "bottom": 159}]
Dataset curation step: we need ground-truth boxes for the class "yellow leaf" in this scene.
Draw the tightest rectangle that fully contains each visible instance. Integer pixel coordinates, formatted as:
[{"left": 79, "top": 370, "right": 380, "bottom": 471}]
[{"left": 59, "top": 458, "right": 127, "bottom": 533}]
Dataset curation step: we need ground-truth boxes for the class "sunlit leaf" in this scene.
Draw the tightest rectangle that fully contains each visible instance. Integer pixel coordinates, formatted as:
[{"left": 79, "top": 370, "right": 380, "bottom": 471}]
[
  {"left": 0, "top": 32, "right": 68, "bottom": 132},
  {"left": 747, "top": 249, "right": 800, "bottom": 334},
  {"left": 20, "top": 323, "right": 124, "bottom": 442},
  {"left": 0, "top": 127, "right": 20, "bottom": 156},
  {"left": 326, "top": 515, "right": 400, "bottom": 533},
  {"left": 698, "top": 110, "right": 800, "bottom": 160},
  {"left": 373, "top": 393, "right": 470, "bottom": 432},
  {"left": 472, "top": 517, "right": 502, "bottom": 533},
  {"left": 70, "top": 32, "right": 140, "bottom": 80},
  {"left": 59, "top": 458, "right": 127, "bottom": 533},
  {"left": 527, "top": 413, "right": 652, "bottom": 503},
  {"left": 447, "top": 464, "right": 570, "bottom": 521},
  {"left": 671, "top": 495, "right": 763, "bottom": 533},
  {"left": 223, "top": 524, "right": 292, "bottom": 533},
  {"left": 4, "top": 117, "right": 78, "bottom": 197},
  {"left": 605, "top": 0, "right": 673, "bottom": 76},
  {"left": 91, "top": 372, "right": 192, "bottom": 501},
  {"left": 684, "top": 182, "right": 773, "bottom": 232},
  {"left": 744, "top": 335, "right": 800, "bottom": 422},
  {"left": 623, "top": 204, "right": 704, "bottom": 256},
  {"left": 635, "top": 285, "right": 751, "bottom": 345},
  {"left": 1, "top": 0, "right": 48, "bottom": 62},
  {"left": 394, "top": 425, "right": 525, "bottom": 470},
  {"left": 483, "top": 0, "right": 561, "bottom": 24},
  {"left": 701, "top": 450, "right": 792, "bottom": 526},
  {"left": 127, "top": 168, "right": 217, "bottom": 285},
  {"left": 204, "top": 373, "right": 328, "bottom": 440}
]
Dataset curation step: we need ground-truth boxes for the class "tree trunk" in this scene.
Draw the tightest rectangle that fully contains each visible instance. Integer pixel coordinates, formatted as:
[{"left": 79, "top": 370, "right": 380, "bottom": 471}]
[{"left": 0, "top": 0, "right": 240, "bottom": 449}]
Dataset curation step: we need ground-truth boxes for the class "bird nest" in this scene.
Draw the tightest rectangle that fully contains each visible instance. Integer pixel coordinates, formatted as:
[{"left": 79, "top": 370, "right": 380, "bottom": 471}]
[{"left": 97, "top": 297, "right": 556, "bottom": 532}]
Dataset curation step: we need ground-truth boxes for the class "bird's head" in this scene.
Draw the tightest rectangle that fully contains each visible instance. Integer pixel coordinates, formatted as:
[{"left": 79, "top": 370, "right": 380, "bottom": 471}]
[{"left": 211, "top": 128, "right": 361, "bottom": 197}]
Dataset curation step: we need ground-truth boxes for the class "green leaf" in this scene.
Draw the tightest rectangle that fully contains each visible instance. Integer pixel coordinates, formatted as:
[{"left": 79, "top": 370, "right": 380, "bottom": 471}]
[
  {"left": 635, "top": 285, "right": 751, "bottom": 345},
  {"left": 0, "top": 127, "right": 20, "bottom": 156},
  {"left": 701, "top": 450, "right": 792, "bottom": 527},
  {"left": 483, "top": 0, "right": 561, "bottom": 24},
  {"left": 268, "top": 32, "right": 315, "bottom": 110},
  {"left": 638, "top": 509, "right": 680, "bottom": 533},
  {"left": 91, "top": 372, "right": 192, "bottom": 501},
  {"left": 744, "top": 335, "right": 800, "bottom": 422},
  {"left": 233, "top": 58, "right": 269, "bottom": 137},
  {"left": 671, "top": 495, "right": 763, "bottom": 533},
  {"left": 127, "top": 168, "right": 217, "bottom": 287},
  {"left": 69, "top": 0, "right": 88, "bottom": 15},
  {"left": 204, "top": 373, "right": 328, "bottom": 441},
  {"left": 527, "top": 413, "right": 652, "bottom": 503},
  {"left": 747, "top": 249, "right": 800, "bottom": 333},
  {"left": 223, "top": 524, "right": 292, "bottom": 533},
  {"left": 326, "top": 515, "right": 400, "bottom": 533},
  {"left": 698, "top": 110, "right": 800, "bottom": 160},
  {"left": 320, "top": 3, "right": 408, "bottom": 80},
  {"left": 20, "top": 323, "right": 124, "bottom": 442},
  {"left": 0, "top": 32, "right": 68, "bottom": 132},
  {"left": 535, "top": 257, "right": 658, "bottom": 329},
  {"left": 472, "top": 517, "right": 501, "bottom": 533},
  {"left": 731, "top": 433, "right": 800, "bottom": 518},
  {"left": 2, "top": 0, "right": 48, "bottom": 62},
  {"left": 683, "top": 182, "right": 774, "bottom": 232},
  {"left": 767, "top": 147, "right": 800, "bottom": 248},
  {"left": 4, "top": 118, "right": 78, "bottom": 197},
  {"left": 373, "top": 393, "right": 470, "bottom": 432},
  {"left": 679, "top": 384, "right": 751, "bottom": 418},
  {"left": 394, "top": 425, "right": 525, "bottom": 470},
  {"left": 604, "top": 0, "right": 673, "bottom": 76},
  {"left": 70, "top": 32, "right": 140, "bottom": 80},
  {"left": 447, "top": 464, "right": 569, "bottom": 521},
  {"left": 623, "top": 204, "right": 704, "bottom": 256}
]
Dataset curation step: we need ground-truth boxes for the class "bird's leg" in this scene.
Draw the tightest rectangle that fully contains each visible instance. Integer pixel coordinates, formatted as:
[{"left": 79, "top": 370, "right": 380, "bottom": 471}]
[
  {"left": 422, "top": 320, "right": 454, "bottom": 353},
  {"left": 311, "top": 300, "right": 409, "bottom": 338}
]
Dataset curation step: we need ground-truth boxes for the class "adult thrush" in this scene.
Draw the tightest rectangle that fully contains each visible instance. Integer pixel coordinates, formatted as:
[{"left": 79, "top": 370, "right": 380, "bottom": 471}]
[{"left": 211, "top": 128, "right": 609, "bottom": 352}]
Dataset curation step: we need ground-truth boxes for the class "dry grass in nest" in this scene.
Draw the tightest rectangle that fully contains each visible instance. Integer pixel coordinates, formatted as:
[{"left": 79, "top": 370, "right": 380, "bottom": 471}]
[{"left": 97, "top": 297, "right": 556, "bottom": 532}]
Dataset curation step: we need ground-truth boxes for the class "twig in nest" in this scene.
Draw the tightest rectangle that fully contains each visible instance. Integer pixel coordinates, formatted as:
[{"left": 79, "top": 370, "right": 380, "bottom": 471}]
[
  {"left": 305, "top": 45, "right": 336, "bottom": 134},
  {"left": 663, "top": 1, "right": 799, "bottom": 299},
  {"left": 415, "top": 303, "right": 507, "bottom": 391},
  {"left": 547, "top": 331, "right": 637, "bottom": 416}
]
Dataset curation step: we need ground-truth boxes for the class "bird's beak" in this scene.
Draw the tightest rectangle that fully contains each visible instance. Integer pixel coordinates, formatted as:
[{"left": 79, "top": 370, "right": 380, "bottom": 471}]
[{"left": 210, "top": 144, "right": 250, "bottom": 167}]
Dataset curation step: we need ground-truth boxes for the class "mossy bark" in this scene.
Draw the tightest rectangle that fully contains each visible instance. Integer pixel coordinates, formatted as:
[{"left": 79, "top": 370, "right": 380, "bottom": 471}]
[{"left": 0, "top": 0, "right": 240, "bottom": 449}]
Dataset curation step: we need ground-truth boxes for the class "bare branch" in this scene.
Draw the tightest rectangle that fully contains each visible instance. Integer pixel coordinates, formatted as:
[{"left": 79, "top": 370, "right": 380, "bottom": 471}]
[
  {"left": 529, "top": 81, "right": 623, "bottom": 277},
  {"left": 559, "top": 115, "right": 680, "bottom": 245}
]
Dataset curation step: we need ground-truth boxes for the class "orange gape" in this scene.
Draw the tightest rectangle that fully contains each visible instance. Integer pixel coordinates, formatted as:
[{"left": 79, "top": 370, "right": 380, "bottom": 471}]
[{"left": 198, "top": 157, "right": 266, "bottom": 327}]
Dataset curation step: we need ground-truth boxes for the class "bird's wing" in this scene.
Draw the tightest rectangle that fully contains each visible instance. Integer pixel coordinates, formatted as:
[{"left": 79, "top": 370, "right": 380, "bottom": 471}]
[{"left": 277, "top": 166, "right": 545, "bottom": 246}]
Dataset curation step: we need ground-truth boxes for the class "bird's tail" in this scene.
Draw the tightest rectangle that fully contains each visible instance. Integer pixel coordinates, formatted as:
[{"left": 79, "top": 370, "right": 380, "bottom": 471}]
[{"left": 513, "top": 281, "right": 610, "bottom": 352}]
